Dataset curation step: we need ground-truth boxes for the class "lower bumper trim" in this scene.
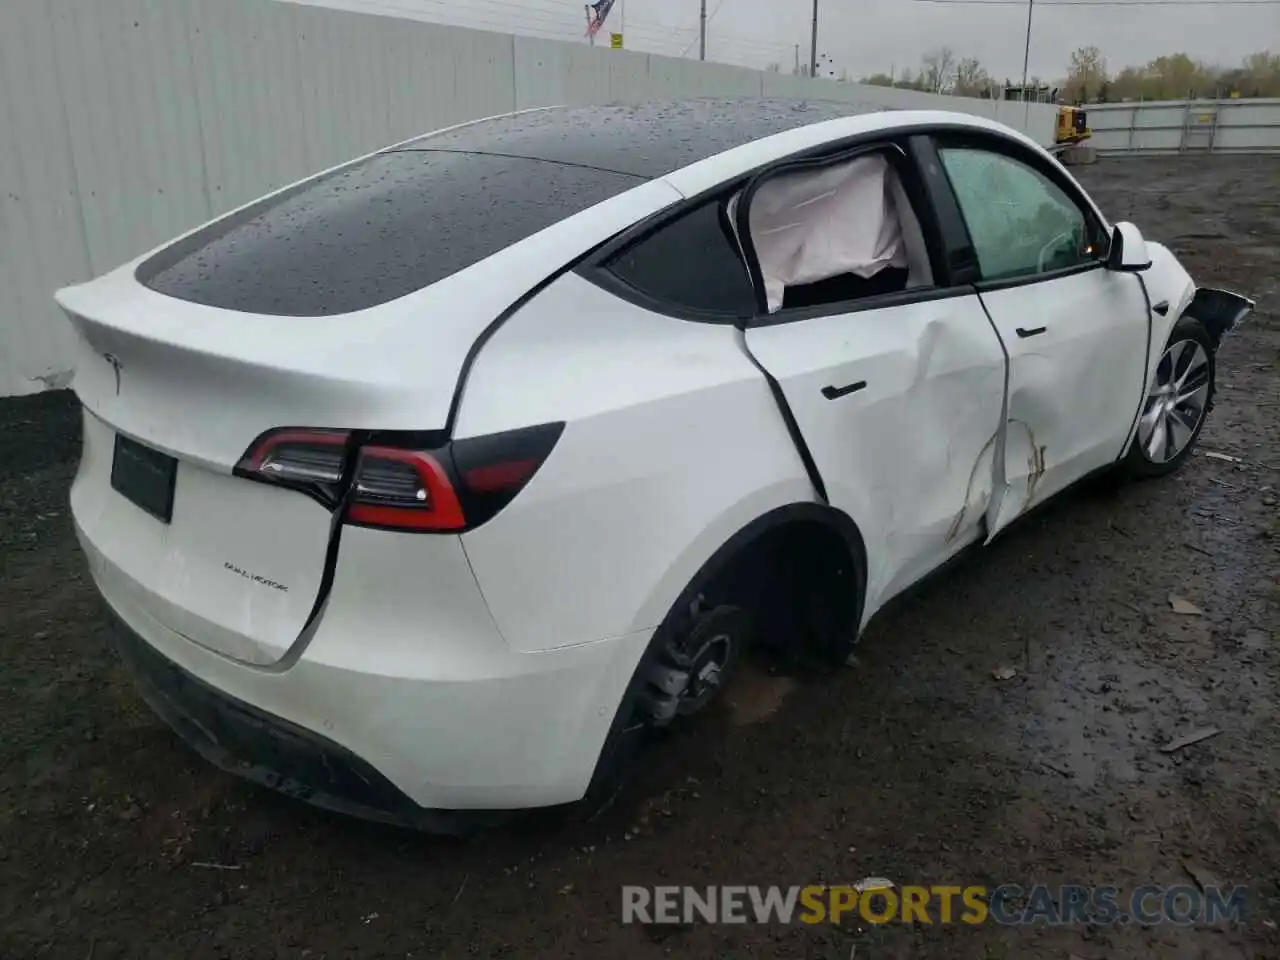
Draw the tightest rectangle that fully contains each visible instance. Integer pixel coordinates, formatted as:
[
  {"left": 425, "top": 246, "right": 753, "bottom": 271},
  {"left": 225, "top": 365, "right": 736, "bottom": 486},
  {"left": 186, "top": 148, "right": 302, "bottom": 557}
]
[{"left": 108, "top": 612, "right": 512, "bottom": 834}]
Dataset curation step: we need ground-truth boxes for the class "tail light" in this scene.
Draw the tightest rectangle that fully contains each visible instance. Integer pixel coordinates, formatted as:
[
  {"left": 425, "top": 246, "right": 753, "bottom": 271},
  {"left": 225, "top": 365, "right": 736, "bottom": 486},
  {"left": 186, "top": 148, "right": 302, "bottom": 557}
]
[{"left": 235, "top": 423, "right": 563, "bottom": 532}]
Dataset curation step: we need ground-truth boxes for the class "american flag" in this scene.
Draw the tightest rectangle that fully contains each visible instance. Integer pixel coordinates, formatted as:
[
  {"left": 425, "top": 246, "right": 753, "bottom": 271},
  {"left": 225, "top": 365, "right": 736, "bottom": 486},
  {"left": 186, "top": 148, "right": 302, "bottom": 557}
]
[{"left": 584, "top": 0, "right": 617, "bottom": 38}]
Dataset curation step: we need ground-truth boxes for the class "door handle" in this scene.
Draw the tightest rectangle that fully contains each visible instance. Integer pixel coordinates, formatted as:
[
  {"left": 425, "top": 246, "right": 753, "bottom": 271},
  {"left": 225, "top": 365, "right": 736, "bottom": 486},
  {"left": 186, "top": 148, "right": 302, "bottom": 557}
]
[
  {"left": 1152, "top": 300, "right": 1170, "bottom": 316},
  {"left": 822, "top": 381, "right": 867, "bottom": 400},
  {"left": 1016, "top": 326, "right": 1047, "bottom": 338}
]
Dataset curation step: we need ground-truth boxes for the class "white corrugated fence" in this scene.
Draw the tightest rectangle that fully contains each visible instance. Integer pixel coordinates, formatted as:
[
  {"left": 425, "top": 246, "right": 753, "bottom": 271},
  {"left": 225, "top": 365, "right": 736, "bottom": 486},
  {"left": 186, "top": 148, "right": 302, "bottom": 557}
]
[{"left": 1086, "top": 98, "right": 1280, "bottom": 156}]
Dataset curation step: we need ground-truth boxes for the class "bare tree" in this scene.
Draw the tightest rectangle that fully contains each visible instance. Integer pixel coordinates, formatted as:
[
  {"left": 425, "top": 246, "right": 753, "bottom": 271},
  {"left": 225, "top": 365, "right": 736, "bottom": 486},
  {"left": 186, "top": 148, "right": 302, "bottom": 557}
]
[
  {"left": 1064, "top": 45, "right": 1107, "bottom": 102},
  {"left": 920, "top": 47, "right": 957, "bottom": 94},
  {"left": 953, "top": 57, "right": 993, "bottom": 97}
]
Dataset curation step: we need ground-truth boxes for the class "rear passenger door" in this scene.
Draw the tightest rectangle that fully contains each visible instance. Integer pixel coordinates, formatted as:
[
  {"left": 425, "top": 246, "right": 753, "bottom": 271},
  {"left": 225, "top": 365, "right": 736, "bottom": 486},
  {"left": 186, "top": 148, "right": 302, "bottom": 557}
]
[
  {"left": 931, "top": 137, "right": 1151, "bottom": 537},
  {"left": 739, "top": 147, "right": 1009, "bottom": 614}
]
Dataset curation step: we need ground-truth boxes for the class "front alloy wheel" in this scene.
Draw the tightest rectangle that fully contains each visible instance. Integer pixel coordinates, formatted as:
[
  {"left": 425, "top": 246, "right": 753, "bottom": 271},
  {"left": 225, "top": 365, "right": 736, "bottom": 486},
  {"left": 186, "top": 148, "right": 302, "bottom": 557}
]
[
  {"left": 1138, "top": 338, "right": 1211, "bottom": 463},
  {"left": 1126, "top": 316, "right": 1215, "bottom": 478}
]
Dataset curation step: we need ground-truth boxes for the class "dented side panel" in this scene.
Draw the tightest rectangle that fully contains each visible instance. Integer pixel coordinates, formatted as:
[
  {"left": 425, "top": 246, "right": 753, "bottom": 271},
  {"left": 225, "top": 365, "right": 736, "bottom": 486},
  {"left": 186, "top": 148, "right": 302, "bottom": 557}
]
[
  {"left": 979, "top": 267, "right": 1152, "bottom": 538},
  {"left": 744, "top": 293, "right": 1007, "bottom": 618}
]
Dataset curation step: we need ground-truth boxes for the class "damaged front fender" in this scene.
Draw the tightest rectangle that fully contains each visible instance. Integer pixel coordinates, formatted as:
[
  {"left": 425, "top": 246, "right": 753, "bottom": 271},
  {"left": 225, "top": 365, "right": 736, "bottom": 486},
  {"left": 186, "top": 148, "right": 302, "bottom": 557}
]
[{"left": 1185, "top": 288, "right": 1256, "bottom": 349}]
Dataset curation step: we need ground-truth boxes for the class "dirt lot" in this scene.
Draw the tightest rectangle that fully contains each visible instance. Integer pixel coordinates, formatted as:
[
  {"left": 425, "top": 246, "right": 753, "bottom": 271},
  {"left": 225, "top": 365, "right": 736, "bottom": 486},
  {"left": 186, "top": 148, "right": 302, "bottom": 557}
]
[{"left": 1, "top": 156, "right": 1278, "bottom": 960}]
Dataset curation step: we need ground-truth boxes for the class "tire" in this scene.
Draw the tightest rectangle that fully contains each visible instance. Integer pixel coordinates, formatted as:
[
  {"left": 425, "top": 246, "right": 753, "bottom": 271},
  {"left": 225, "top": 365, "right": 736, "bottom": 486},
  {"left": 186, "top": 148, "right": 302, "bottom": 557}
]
[
  {"left": 1123, "top": 315, "right": 1216, "bottom": 479},
  {"left": 578, "top": 604, "right": 751, "bottom": 818},
  {"left": 637, "top": 604, "right": 751, "bottom": 726},
  {"left": 581, "top": 508, "right": 865, "bottom": 812}
]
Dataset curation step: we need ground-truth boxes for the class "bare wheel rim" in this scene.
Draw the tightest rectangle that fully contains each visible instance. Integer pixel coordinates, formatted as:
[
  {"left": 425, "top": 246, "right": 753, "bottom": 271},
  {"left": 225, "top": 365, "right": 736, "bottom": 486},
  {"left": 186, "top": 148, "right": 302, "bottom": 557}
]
[
  {"left": 1137, "top": 338, "right": 1211, "bottom": 464},
  {"left": 676, "top": 632, "right": 734, "bottom": 715}
]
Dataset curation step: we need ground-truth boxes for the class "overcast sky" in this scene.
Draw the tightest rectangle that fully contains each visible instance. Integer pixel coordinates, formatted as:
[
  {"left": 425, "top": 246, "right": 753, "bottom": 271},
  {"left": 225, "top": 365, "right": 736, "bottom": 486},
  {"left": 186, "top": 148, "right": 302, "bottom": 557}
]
[{"left": 291, "top": 0, "right": 1276, "bottom": 82}]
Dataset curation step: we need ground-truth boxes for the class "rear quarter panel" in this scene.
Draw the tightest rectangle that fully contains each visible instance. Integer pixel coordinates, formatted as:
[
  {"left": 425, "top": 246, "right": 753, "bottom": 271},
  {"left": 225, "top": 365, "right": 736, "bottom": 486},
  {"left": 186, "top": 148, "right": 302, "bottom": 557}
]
[{"left": 453, "top": 272, "right": 815, "bottom": 654}]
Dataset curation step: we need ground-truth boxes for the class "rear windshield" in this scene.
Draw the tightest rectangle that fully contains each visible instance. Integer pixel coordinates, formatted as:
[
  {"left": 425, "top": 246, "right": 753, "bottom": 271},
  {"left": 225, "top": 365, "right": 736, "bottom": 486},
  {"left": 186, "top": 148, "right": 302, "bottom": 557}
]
[{"left": 136, "top": 151, "right": 643, "bottom": 317}]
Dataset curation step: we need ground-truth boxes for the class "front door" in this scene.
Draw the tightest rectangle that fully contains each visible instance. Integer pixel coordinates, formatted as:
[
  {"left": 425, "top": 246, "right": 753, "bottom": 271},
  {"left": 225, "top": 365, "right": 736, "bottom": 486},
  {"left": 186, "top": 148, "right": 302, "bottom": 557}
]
[{"left": 934, "top": 141, "right": 1151, "bottom": 538}]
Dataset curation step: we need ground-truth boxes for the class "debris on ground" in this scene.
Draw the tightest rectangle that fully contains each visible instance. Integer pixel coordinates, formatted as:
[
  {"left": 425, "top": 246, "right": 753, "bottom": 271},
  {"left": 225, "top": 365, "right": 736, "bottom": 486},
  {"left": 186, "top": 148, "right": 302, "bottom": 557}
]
[
  {"left": 1203, "top": 451, "right": 1244, "bottom": 463},
  {"left": 853, "top": 877, "right": 895, "bottom": 892},
  {"left": 1183, "top": 860, "right": 1224, "bottom": 893},
  {"left": 1161, "top": 727, "right": 1222, "bottom": 754},
  {"left": 1040, "top": 759, "right": 1073, "bottom": 778},
  {"left": 1169, "top": 595, "right": 1205, "bottom": 616},
  {"left": 991, "top": 665, "right": 1018, "bottom": 681}
]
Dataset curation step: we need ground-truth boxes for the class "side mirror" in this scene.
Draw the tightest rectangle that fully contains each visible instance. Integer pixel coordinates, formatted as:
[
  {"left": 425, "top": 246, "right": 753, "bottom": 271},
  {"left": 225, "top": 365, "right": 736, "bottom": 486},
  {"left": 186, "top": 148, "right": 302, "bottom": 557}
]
[{"left": 1105, "top": 221, "right": 1152, "bottom": 272}]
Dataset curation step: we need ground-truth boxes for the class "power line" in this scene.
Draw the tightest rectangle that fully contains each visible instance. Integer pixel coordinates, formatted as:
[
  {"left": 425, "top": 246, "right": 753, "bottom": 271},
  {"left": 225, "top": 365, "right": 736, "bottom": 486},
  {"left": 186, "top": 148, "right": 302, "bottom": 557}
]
[
  {"left": 313, "top": 0, "right": 578, "bottom": 35},
  {"left": 908, "top": 0, "right": 1279, "bottom": 5},
  {"left": 301, "top": 0, "right": 841, "bottom": 72},
  {"left": 678, "top": 0, "right": 729, "bottom": 57},
  {"left": 303, "top": 0, "right": 801, "bottom": 63}
]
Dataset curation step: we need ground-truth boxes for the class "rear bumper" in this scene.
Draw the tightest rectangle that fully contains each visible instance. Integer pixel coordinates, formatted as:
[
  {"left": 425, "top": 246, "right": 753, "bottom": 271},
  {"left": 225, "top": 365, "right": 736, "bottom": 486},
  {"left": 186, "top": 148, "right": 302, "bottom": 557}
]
[
  {"left": 79, "top": 525, "right": 653, "bottom": 819},
  {"left": 107, "top": 611, "right": 478, "bottom": 831}
]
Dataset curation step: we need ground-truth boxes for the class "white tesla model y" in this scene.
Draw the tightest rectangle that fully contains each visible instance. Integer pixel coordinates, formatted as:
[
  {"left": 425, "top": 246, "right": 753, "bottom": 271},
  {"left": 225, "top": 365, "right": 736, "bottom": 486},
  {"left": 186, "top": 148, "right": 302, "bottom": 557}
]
[{"left": 57, "top": 100, "right": 1253, "bottom": 830}]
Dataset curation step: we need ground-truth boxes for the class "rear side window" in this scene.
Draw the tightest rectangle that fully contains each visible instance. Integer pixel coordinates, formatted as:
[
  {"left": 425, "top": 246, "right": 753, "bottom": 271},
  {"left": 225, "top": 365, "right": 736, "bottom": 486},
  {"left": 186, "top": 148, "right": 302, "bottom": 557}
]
[
  {"left": 602, "top": 199, "right": 755, "bottom": 318},
  {"left": 137, "top": 151, "right": 643, "bottom": 317}
]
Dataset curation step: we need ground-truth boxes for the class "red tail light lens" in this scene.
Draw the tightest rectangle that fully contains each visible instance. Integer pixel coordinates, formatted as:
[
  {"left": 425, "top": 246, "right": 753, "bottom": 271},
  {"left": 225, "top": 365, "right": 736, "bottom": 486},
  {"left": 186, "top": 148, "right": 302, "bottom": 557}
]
[
  {"left": 235, "top": 429, "right": 351, "bottom": 506},
  {"left": 235, "top": 423, "right": 563, "bottom": 532},
  {"left": 347, "top": 447, "right": 466, "bottom": 531}
]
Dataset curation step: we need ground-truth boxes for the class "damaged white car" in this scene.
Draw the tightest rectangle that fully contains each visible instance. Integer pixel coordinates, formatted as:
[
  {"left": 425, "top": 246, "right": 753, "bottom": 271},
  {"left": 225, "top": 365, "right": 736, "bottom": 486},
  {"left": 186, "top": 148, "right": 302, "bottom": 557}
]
[{"left": 57, "top": 100, "right": 1254, "bottom": 830}]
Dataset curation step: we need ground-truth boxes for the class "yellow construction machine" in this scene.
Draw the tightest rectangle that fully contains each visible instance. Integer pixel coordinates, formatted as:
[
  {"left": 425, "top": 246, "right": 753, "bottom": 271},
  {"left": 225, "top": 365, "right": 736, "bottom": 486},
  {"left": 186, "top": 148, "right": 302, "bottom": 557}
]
[
  {"left": 1004, "top": 84, "right": 1092, "bottom": 149},
  {"left": 1055, "top": 104, "right": 1091, "bottom": 147}
]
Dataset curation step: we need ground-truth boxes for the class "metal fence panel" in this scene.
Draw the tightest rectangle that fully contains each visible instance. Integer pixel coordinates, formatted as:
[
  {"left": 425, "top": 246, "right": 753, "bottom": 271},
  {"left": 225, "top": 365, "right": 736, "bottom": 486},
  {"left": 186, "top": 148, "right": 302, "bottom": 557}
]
[{"left": 1087, "top": 98, "right": 1280, "bottom": 156}]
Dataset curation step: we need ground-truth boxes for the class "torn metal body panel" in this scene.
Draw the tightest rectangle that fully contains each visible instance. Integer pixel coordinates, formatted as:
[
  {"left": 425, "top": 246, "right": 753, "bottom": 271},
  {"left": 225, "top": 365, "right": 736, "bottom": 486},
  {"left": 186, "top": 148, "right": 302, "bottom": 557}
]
[
  {"left": 1185, "top": 287, "right": 1256, "bottom": 348},
  {"left": 979, "top": 267, "right": 1152, "bottom": 539}
]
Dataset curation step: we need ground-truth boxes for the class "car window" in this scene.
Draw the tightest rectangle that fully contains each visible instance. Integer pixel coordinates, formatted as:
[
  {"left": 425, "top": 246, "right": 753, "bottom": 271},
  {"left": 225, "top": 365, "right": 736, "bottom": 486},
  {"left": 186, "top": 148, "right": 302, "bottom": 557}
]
[
  {"left": 938, "top": 147, "right": 1101, "bottom": 282},
  {"left": 603, "top": 199, "right": 756, "bottom": 318}
]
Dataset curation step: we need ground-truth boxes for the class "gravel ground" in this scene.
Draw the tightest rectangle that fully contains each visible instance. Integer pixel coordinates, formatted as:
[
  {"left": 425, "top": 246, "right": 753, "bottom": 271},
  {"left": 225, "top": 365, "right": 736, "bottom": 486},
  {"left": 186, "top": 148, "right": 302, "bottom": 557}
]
[{"left": 1, "top": 156, "right": 1277, "bottom": 960}]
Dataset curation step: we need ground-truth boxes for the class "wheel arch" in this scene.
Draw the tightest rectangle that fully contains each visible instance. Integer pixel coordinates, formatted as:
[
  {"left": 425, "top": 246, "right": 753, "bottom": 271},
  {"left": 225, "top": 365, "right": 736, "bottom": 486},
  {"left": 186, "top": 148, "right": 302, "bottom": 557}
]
[
  {"left": 665, "top": 501, "right": 869, "bottom": 629},
  {"left": 584, "top": 502, "right": 867, "bottom": 801}
]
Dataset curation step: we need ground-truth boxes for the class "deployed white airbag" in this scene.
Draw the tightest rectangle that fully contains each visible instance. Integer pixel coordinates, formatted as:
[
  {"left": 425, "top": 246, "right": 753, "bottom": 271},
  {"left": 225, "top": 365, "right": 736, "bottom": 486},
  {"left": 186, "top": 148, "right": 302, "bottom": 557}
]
[{"left": 746, "top": 155, "right": 908, "bottom": 313}]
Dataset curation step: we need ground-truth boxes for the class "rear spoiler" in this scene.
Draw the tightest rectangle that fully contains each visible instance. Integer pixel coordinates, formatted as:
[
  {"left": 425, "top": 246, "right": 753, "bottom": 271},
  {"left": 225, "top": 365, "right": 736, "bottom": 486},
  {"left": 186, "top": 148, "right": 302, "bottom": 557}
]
[{"left": 1186, "top": 287, "right": 1256, "bottom": 348}]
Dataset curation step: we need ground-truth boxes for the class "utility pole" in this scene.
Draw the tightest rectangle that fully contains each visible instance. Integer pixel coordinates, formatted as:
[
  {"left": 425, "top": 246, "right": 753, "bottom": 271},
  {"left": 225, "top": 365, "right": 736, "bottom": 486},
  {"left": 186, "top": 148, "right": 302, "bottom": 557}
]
[
  {"left": 809, "top": 0, "right": 819, "bottom": 78},
  {"left": 699, "top": 0, "right": 707, "bottom": 61},
  {"left": 1020, "top": 0, "right": 1034, "bottom": 126},
  {"left": 794, "top": 43, "right": 800, "bottom": 76}
]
